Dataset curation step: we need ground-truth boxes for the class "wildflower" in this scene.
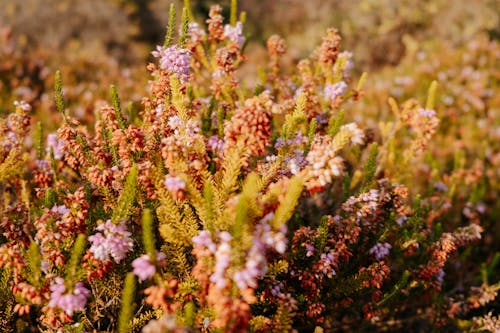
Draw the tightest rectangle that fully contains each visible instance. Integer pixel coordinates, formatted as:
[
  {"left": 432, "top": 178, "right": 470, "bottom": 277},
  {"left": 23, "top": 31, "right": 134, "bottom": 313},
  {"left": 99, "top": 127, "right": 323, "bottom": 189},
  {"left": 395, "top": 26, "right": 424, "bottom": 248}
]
[
  {"left": 336, "top": 51, "right": 354, "bottom": 79},
  {"left": 369, "top": 242, "right": 392, "bottom": 261},
  {"left": 132, "top": 252, "right": 167, "bottom": 282},
  {"left": 324, "top": 81, "right": 348, "bottom": 101},
  {"left": 223, "top": 22, "right": 245, "bottom": 48},
  {"left": 164, "top": 176, "right": 186, "bottom": 200},
  {"left": 88, "top": 220, "right": 133, "bottom": 263},
  {"left": 435, "top": 268, "right": 445, "bottom": 284},
  {"left": 206, "top": 5, "right": 225, "bottom": 42},
  {"left": 305, "top": 135, "right": 344, "bottom": 190},
  {"left": 417, "top": 107, "right": 437, "bottom": 118},
  {"left": 152, "top": 45, "right": 191, "bottom": 83},
  {"left": 51, "top": 205, "right": 70, "bottom": 215},
  {"left": 340, "top": 122, "right": 365, "bottom": 145},
  {"left": 48, "top": 277, "right": 90, "bottom": 316},
  {"left": 210, "top": 232, "right": 232, "bottom": 289},
  {"left": 13, "top": 100, "right": 32, "bottom": 111},
  {"left": 318, "top": 252, "right": 336, "bottom": 277},
  {"left": 192, "top": 230, "right": 216, "bottom": 253},
  {"left": 46, "top": 133, "right": 64, "bottom": 160},
  {"left": 305, "top": 243, "right": 315, "bottom": 257},
  {"left": 187, "top": 22, "right": 206, "bottom": 44},
  {"left": 207, "top": 135, "right": 225, "bottom": 153},
  {"left": 167, "top": 115, "right": 183, "bottom": 131},
  {"left": 224, "top": 91, "right": 273, "bottom": 160},
  {"left": 318, "top": 28, "right": 341, "bottom": 66}
]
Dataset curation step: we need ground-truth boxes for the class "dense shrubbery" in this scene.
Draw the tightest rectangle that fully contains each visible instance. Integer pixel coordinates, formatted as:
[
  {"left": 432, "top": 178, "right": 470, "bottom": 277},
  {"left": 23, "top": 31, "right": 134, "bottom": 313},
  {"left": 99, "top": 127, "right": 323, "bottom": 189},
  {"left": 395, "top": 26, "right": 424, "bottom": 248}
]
[{"left": 0, "top": 1, "right": 499, "bottom": 332}]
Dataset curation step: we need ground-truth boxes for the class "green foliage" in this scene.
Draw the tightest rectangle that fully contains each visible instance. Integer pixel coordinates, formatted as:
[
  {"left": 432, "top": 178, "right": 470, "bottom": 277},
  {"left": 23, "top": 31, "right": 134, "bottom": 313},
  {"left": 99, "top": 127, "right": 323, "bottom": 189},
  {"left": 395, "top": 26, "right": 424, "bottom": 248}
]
[
  {"left": 141, "top": 208, "right": 157, "bottom": 262},
  {"left": 54, "top": 70, "right": 65, "bottom": 116},
  {"left": 361, "top": 142, "right": 379, "bottom": 192},
  {"left": 164, "top": 4, "right": 176, "bottom": 47},
  {"left": 65, "top": 234, "right": 87, "bottom": 284},
  {"left": 112, "top": 164, "right": 138, "bottom": 224},
  {"left": 27, "top": 241, "right": 42, "bottom": 287},
  {"left": 110, "top": 84, "right": 127, "bottom": 128},
  {"left": 118, "top": 273, "right": 137, "bottom": 333},
  {"left": 270, "top": 176, "right": 303, "bottom": 229},
  {"left": 179, "top": 7, "right": 190, "bottom": 49}
]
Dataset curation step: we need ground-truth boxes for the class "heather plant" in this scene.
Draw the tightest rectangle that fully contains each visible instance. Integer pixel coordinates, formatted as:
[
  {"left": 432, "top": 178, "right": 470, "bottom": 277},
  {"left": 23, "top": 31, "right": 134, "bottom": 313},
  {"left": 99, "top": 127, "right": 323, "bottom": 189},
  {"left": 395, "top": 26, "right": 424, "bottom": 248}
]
[{"left": 0, "top": 2, "right": 498, "bottom": 332}]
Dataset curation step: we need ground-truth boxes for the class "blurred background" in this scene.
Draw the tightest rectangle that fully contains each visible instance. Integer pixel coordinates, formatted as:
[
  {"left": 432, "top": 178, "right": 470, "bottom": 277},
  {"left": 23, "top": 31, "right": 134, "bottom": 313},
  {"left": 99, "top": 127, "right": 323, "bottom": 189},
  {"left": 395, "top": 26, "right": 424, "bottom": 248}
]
[
  {"left": 0, "top": 0, "right": 498, "bottom": 120},
  {"left": 2, "top": 0, "right": 498, "bottom": 66}
]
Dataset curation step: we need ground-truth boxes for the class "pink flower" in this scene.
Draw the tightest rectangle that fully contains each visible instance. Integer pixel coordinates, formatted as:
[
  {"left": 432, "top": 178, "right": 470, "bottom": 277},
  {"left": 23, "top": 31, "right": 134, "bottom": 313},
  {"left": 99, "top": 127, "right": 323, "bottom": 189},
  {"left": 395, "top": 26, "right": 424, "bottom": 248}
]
[
  {"left": 132, "top": 252, "right": 167, "bottom": 282},
  {"left": 152, "top": 45, "right": 191, "bottom": 83},
  {"left": 13, "top": 100, "right": 32, "bottom": 111},
  {"left": 418, "top": 108, "right": 437, "bottom": 118},
  {"left": 48, "top": 277, "right": 90, "bottom": 316},
  {"left": 210, "top": 232, "right": 232, "bottom": 289},
  {"left": 51, "top": 205, "right": 70, "bottom": 215},
  {"left": 223, "top": 22, "right": 245, "bottom": 47},
  {"left": 324, "top": 81, "right": 348, "bottom": 101},
  {"left": 89, "top": 220, "right": 133, "bottom": 263},
  {"left": 46, "top": 133, "right": 65, "bottom": 160},
  {"left": 192, "top": 230, "right": 216, "bottom": 253}
]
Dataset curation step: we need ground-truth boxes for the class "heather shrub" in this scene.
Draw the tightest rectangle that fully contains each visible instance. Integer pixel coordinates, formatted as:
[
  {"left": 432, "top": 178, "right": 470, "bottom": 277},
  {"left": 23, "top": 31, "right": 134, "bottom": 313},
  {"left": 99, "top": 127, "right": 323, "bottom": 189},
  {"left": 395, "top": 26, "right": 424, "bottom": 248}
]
[{"left": 0, "top": 2, "right": 498, "bottom": 332}]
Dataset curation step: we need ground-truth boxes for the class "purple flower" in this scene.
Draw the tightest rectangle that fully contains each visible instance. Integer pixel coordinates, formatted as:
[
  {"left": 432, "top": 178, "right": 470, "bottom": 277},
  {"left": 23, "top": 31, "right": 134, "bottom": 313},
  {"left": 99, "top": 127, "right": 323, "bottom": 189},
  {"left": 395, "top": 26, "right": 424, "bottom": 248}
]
[
  {"left": 207, "top": 135, "right": 225, "bottom": 153},
  {"left": 132, "top": 252, "right": 167, "bottom": 282},
  {"left": 324, "top": 81, "right": 348, "bottom": 101},
  {"left": 51, "top": 205, "right": 70, "bottom": 216},
  {"left": 396, "top": 216, "right": 408, "bottom": 226},
  {"left": 435, "top": 268, "right": 445, "bottom": 284},
  {"left": 319, "top": 252, "right": 336, "bottom": 277},
  {"left": 89, "top": 220, "right": 133, "bottom": 263},
  {"left": 192, "top": 230, "right": 216, "bottom": 253},
  {"left": 233, "top": 216, "right": 287, "bottom": 291},
  {"left": 337, "top": 51, "right": 354, "bottom": 79},
  {"left": 188, "top": 22, "right": 206, "bottom": 43},
  {"left": 46, "top": 133, "right": 65, "bottom": 160},
  {"left": 223, "top": 22, "right": 245, "bottom": 47},
  {"left": 48, "top": 277, "right": 90, "bottom": 316},
  {"left": 418, "top": 108, "right": 437, "bottom": 118},
  {"left": 369, "top": 242, "right": 392, "bottom": 261},
  {"left": 210, "top": 232, "right": 232, "bottom": 289},
  {"left": 13, "top": 100, "right": 32, "bottom": 111},
  {"left": 164, "top": 176, "right": 186, "bottom": 193},
  {"left": 305, "top": 243, "right": 315, "bottom": 257},
  {"left": 152, "top": 45, "right": 191, "bottom": 83}
]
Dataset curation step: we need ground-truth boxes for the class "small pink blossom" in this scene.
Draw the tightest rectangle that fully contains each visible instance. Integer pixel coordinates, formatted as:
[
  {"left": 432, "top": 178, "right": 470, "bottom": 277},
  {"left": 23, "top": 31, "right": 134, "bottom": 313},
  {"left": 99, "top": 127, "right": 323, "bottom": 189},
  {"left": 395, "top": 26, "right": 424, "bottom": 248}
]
[
  {"left": 152, "top": 45, "right": 191, "bottom": 83},
  {"left": 324, "top": 81, "right": 348, "bottom": 101},
  {"left": 46, "top": 133, "right": 65, "bottom": 160},
  {"left": 89, "top": 220, "right": 133, "bottom": 263},
  {"left": 132, "top": 252, "right": 167, "bottom": 282},
  {"left": 48, "top": 277, "right": 90, "bottom": 316},
  {"left": 223, "top": 22, "right": 245, "bottom": 47}
]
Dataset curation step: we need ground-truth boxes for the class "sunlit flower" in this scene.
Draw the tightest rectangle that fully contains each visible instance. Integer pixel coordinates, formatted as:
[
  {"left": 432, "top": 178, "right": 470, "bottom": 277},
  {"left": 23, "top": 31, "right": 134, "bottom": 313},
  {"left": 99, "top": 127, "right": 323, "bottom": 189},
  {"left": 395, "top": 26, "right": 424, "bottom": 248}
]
[{"left": 89, "top": 220, "right": 133, "bottom": 263}]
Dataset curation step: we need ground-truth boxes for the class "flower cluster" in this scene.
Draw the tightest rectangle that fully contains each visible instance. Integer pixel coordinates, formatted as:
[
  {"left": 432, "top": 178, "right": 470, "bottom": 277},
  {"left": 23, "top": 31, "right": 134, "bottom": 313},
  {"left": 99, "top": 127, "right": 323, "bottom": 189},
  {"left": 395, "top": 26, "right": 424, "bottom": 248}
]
[
  {"left": 48, "top": 278, "right": 90, "bottom": 316},
  {"left": 88, "top": 220, "right": 133, "bottom": 263},
  {"left": 152, "top": 45, "right": 191, "bottom": 83}
]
